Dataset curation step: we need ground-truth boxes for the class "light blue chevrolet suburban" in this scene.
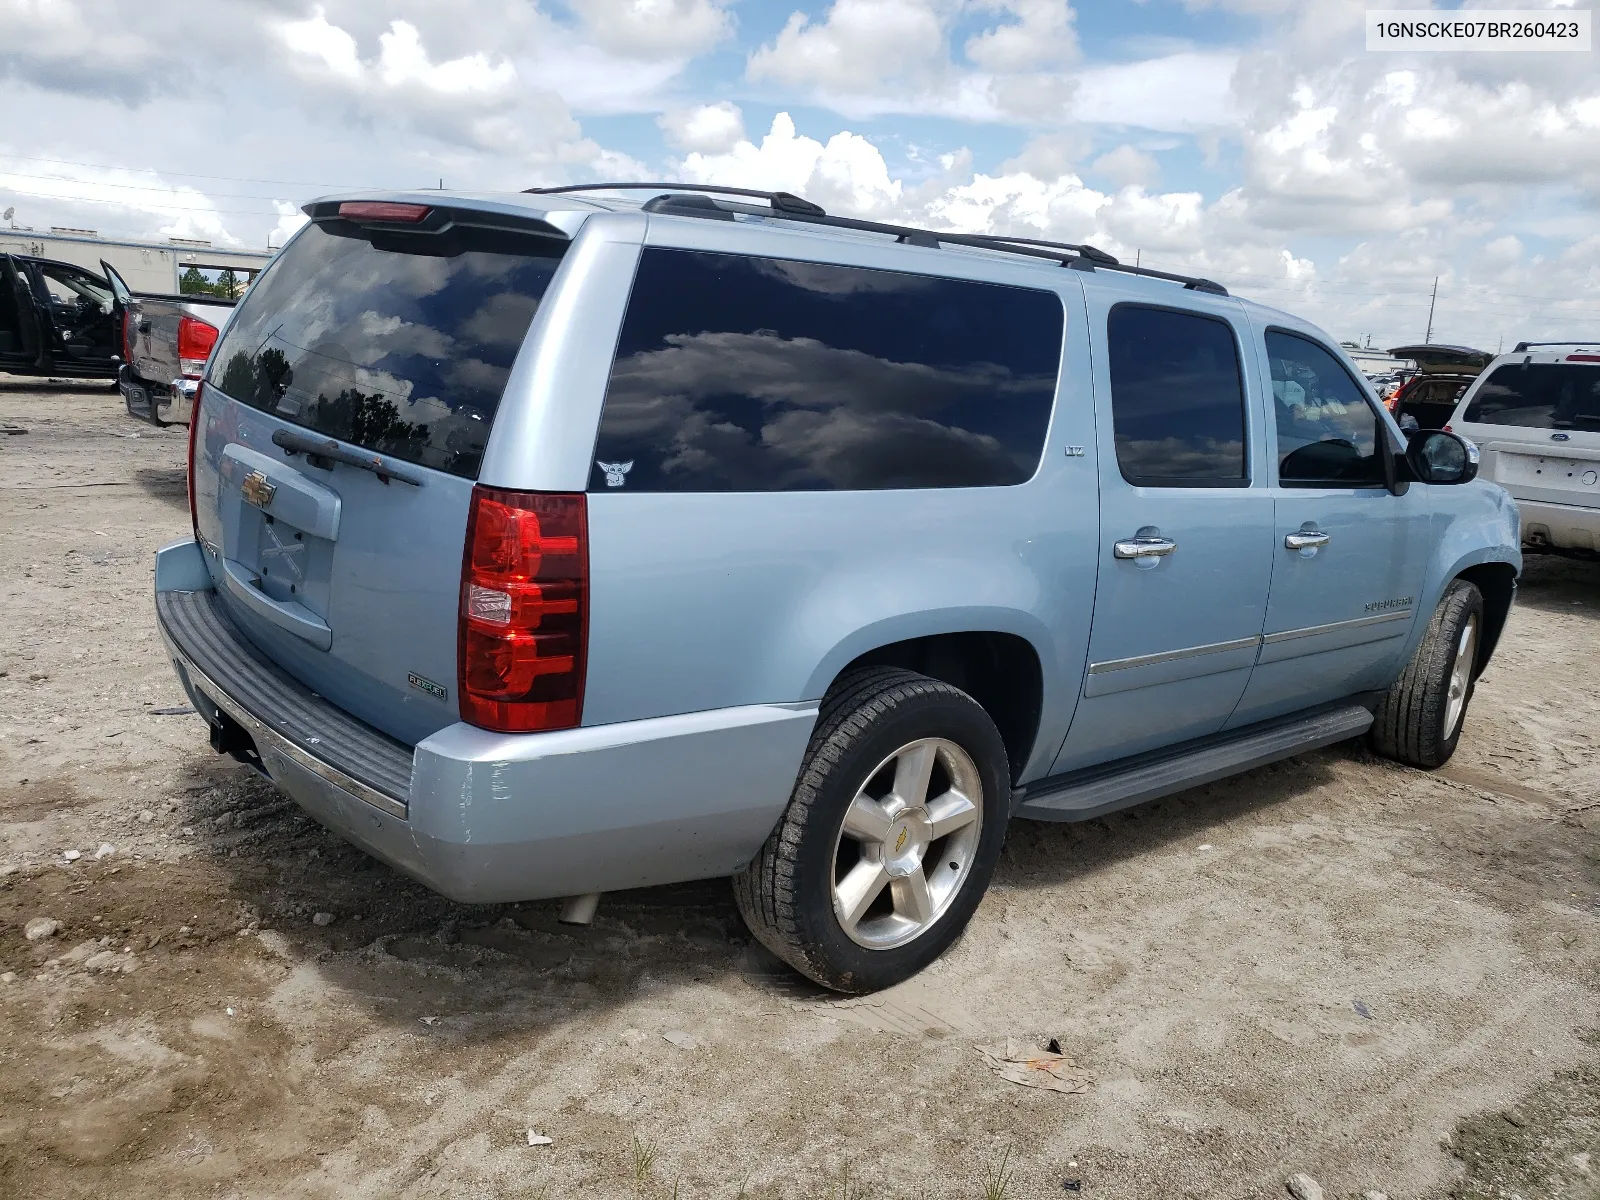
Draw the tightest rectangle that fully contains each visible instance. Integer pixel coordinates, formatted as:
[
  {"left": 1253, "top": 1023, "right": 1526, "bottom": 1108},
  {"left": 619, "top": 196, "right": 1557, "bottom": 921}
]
[{"left": 153, "top": 184, "right": 1521, "bottom": 993}]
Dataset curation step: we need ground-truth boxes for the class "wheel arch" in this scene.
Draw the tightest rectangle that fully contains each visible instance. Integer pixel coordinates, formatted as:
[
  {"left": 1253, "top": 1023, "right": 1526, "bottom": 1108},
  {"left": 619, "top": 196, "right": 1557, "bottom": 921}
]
[
  {"left": 1455, "top": 560, "right": 1517, "bottom": 677},
  {"left": 817, "top": 629, "right": 1045, "bottom": 786}
]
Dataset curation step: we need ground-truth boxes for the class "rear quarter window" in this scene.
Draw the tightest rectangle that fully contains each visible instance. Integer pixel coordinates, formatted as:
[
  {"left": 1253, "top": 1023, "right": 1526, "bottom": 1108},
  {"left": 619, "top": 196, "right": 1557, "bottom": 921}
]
[
  {"left": 207, "top": 220, "right": 562, "bottom": 479},
  {"left": 1463, "top": 363, "right": 1600, "bottom": 430},
  {"left": 588, "top": 248, "right": 1064, "bottom": 492}
]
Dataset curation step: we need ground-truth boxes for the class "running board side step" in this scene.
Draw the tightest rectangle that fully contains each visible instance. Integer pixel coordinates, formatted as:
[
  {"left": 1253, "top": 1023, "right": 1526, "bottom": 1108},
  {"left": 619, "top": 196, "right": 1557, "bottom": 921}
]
[{"left": 1013, "top": 704, "right": 1374, "bottom": 823}]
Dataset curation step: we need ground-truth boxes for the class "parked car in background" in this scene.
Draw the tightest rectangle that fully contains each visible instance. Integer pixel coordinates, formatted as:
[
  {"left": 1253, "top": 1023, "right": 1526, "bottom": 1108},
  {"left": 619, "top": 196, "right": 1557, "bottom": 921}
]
[
  {"left": 1, "top": 251, "right": 234, "bottom": 426},
  {"left": 97, "top": 260, "right": 236, "bottom": 427},
  {"left": 1448, "top": 341, "right": 1600, "bottom": 557},
  {"left": 2, "top": 252, "right": 123, "bottom": 381},
  {"left": 152, "top": 185, "right": 1521, "bottom": 993},
  {"left": 1386, "top": 343, "right": 1493, "bottom": 432}
]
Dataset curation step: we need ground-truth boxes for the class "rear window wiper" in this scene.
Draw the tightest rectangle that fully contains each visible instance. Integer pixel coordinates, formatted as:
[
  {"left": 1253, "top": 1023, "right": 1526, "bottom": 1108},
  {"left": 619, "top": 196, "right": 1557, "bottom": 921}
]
[{"left": 270, "top": 428, "right": 425, "bottom": 486}]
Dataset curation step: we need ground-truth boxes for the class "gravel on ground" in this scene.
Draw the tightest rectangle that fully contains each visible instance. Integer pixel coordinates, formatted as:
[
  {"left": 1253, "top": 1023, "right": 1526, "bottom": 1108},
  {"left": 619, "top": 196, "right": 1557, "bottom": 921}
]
[{"left": 2, "top": 379, "right": 1597, "bottom": 1199}]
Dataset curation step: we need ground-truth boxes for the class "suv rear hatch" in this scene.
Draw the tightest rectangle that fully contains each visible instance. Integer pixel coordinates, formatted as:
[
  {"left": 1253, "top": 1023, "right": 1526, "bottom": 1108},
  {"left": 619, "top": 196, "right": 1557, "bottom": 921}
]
[
  {"left": 193, "top": 200, "right": 569, "bottom": 745},
  {"left": 1459, "top": 354, "right": 1600, "bottom": 510}
]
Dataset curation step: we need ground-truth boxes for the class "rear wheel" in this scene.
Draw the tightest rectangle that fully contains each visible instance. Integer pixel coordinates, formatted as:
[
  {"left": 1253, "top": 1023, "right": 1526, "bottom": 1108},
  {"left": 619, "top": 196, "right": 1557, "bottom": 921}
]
[
  {"left": 1370, "top": 579, "right": 1484, "bottom": 769},
  {"left": 734, "top": 668, "right": 1009, "bottom": 994}
]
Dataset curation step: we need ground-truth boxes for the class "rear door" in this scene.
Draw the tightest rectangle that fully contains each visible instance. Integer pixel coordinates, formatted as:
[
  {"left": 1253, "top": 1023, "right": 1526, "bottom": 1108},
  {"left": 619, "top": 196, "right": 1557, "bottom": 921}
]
[
  {"left": 1051, "top": 289, "right": 1275, "bottom": 774},
  {"left": 1229, "top": 328, "right": 1431, "bottom": 726},
  {"left": 34, "top": 261, "right": 118, "bottom": 372},
  {"left": 0, "top": 255, "right": 47, "bottom": 371},
  {"left": 194, "top": 208, "right": 568, "bottom": 745}
]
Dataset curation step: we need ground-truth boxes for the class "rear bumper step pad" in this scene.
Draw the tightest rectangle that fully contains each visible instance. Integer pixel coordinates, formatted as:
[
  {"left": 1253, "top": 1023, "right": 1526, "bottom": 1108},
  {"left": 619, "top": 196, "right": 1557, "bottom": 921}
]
[{"left": 156, "top": 587, "right": 414, "bottom": 816}]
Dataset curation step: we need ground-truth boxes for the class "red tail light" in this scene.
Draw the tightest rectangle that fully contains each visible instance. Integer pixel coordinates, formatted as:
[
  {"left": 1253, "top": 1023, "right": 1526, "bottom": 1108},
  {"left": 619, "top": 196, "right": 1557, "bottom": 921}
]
[
  {"left": 187, "top": 382, "right": 203, "bottom": 537},
  {"left": 1443, "top": 423, "right": 1453, "bottom": 432},
  {"left": 458, "top": 488, "right": 588, "bottom": 733},
  {"left": 122, "top": 308, "right": 135, "bottom": 361},
  {"left": 1568, "top": 354, "right": 1600, "bottom": 362},
  {"left": 177, "top": 315, "right": 218, "bottom": 379}
]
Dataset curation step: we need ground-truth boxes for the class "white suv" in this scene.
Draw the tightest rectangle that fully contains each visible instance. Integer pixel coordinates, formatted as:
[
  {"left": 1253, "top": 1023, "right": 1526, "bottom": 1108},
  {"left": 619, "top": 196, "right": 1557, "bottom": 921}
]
[{"left": 1448, "top": 341, "right": 1600, "bottom": 556}]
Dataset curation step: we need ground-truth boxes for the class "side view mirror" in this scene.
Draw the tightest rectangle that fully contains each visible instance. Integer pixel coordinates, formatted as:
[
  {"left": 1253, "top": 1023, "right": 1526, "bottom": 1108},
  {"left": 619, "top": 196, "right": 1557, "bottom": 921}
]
[{"left": 1405, "top": 429, "right": 1479, "bottom": 484}]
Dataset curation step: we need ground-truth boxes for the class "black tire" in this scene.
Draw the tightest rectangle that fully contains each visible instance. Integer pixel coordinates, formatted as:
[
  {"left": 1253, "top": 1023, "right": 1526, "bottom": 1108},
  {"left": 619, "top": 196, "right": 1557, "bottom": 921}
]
[
  {"left": 733, "top": 667, "right": 1010, "bottom": 994},
  {"left": 1370, "top": 579, "right": 1485, "bottom": 769}
]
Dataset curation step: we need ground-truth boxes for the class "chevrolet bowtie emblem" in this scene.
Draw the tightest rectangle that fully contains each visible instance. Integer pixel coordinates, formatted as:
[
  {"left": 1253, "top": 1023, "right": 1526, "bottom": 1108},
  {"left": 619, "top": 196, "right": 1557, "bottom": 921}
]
[{"left": 241, "top": 470, "right": 276, "bottom": 509}]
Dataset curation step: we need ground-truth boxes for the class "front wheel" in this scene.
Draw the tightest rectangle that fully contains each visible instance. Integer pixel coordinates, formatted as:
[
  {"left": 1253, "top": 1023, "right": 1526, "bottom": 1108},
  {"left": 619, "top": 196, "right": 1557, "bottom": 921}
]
[
  {"left": 734, "top": 668, "right": 1010, "bottom": 994},
  {"left": 1370, "top": 579, "right": 1484, "bottom": 769}
]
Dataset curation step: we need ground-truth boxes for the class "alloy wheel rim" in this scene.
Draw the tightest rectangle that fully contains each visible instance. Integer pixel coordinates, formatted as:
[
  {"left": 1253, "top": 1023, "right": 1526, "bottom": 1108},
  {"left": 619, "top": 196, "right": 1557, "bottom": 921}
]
[
  {"left": 1445, "top": 614, "right": 1478, "bottom": 738},
  {"left": 830, "top": 737, "right": 984, "bottom": 950}
]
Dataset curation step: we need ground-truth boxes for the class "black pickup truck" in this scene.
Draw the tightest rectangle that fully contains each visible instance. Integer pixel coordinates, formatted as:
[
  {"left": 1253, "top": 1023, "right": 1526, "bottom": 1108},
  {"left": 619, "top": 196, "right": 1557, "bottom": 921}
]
[{"left": 1, "top": 253, "right": 233, "bottom": 425}]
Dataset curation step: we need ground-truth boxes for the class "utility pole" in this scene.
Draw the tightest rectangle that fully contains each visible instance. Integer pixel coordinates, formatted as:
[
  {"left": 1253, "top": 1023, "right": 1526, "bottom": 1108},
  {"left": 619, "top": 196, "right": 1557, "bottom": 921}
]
[
  {"left": 1424, "top": 276, "right": 1438, "bottom": 343},
  {"left": 1135, "top": 249, "right": 1141, "bottom": 268}
]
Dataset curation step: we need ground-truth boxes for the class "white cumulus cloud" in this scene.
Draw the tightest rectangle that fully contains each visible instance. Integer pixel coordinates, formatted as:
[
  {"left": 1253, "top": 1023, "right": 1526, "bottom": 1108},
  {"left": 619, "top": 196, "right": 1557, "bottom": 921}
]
[
  {"left": 565, "top": 0, "right": 736, "bottom": 60},
  {"left": 677, "top": 112, "right": 904, "bottom": 218},
  {"left": 659, "top": 101, "right": 747, "bottom": 153},
  {"left": 1091, "top": 145, "right": 1162, "bottom": 189}
]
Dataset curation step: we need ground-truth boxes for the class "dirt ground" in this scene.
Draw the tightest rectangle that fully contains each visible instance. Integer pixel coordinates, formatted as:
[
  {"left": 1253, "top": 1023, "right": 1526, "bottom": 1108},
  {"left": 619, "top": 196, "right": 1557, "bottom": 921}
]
[{"left": 1, "top": 379, "right": 1598, "bottom": 1200}]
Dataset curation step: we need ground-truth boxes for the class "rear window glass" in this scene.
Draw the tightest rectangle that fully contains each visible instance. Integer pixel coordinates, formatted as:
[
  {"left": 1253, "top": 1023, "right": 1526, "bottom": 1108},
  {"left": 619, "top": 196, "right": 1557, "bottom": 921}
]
[
  {"left": 207, "top": 220, "right": 562, "bottom": 479},
  {"left": 588, "top": 248, "right": 1063, "bottom": 492},
  {"left": 1463, "top": 363, "right": 1600, "bottom": 430}
]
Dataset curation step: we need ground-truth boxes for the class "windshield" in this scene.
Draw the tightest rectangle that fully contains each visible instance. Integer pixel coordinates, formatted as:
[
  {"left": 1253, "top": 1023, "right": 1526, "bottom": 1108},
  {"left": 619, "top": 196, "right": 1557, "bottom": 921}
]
[
  {"left": 207, "top": 220, "right": 563, "bottom": 479},
  {"left": 38, "top": 263, "right": 112, "bottom": 309},
  {"left": 1463, "top": 362, "right": 1600, "bottom": 430}
]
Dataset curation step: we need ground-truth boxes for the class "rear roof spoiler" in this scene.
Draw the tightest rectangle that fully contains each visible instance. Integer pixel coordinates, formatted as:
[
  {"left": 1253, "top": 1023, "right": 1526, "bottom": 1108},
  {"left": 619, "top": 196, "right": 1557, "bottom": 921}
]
[{"left": 302, "top": 200, "right": 570, "bottom": 244}]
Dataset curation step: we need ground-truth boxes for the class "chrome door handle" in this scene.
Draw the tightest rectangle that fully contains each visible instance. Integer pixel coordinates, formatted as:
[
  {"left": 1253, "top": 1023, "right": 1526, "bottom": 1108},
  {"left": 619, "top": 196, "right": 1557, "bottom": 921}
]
[
  {"left": 1284, "top": 531, "right": 1331, "bottom": 551},
  {"left": 1114, "top": 536, "right": 1177, "bottom": 559}
]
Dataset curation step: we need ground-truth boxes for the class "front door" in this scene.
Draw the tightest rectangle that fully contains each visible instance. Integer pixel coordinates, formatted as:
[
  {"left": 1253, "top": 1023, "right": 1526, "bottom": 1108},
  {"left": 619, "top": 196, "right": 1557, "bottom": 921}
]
[
  {"left": 100, "top": 260, "right": 133, "bottom": 368},
  {"left": 1052, "top": 289, "right": 1276, "bottom": 774},
  {"left": 0, "top": 255, "right": 46, "bottom": 371},
  {"left": 35, "top": 260, "right": 119, "bottom": 373},
  {"left": 1229, "top": 326, "right": 1433, "bottom": 727}
]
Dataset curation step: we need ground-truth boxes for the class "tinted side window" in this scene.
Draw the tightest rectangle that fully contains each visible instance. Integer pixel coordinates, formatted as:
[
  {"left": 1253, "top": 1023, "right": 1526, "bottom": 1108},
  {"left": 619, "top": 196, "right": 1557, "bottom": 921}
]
[
  {"left": 1106, "top": 304, "right": 1248, "bottom": 487},
  {"left": 1463, "top": 363, "right": 1600, "bottom": 430},
  {"left": 1267, "top": 331, "right": 1387, "bottom": 487},
  {"left": 209, "top": 221, "right": 562, "bottom": 480},
  {"left": 588, "top": 249, "right": 1064, "bottom": 492}
]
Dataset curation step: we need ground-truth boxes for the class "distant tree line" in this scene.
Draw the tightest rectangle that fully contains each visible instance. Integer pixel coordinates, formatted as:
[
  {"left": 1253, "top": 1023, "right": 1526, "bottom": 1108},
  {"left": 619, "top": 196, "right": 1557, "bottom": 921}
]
[{"left": 179, "top": 266, "right": 249, "bottom": 299}]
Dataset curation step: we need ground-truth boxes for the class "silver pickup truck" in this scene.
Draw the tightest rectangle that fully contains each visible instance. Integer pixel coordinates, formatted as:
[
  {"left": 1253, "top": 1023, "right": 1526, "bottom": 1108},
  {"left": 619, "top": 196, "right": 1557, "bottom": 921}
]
[{"left": 100, "top": 260, "right": 236, "bottom": 427}]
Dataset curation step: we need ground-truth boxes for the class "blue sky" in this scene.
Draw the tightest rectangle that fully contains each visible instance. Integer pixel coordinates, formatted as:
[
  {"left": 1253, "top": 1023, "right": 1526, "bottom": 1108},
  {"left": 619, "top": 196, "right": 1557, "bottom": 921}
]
[{"left": 1, "top": 0, "right": 1596, "bottom": 351}]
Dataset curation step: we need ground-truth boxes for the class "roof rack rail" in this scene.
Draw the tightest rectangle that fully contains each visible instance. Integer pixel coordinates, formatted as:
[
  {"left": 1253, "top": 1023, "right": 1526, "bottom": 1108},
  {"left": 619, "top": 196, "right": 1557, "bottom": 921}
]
[
  {"left": 966, "top": 234, "right": 1121, "bottom": 266},
  {"left": 962, "top": 234, "right": 1227, "bottom": 294},
  {"left": 525, "top": 182, "right": 1228, "bottom": 295},
  {"left": 1512, "top": 340, "right": 1599, "bottom": 353},
  {"left": 524, "top": 181, "right": 826, "bottom": 217}
]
